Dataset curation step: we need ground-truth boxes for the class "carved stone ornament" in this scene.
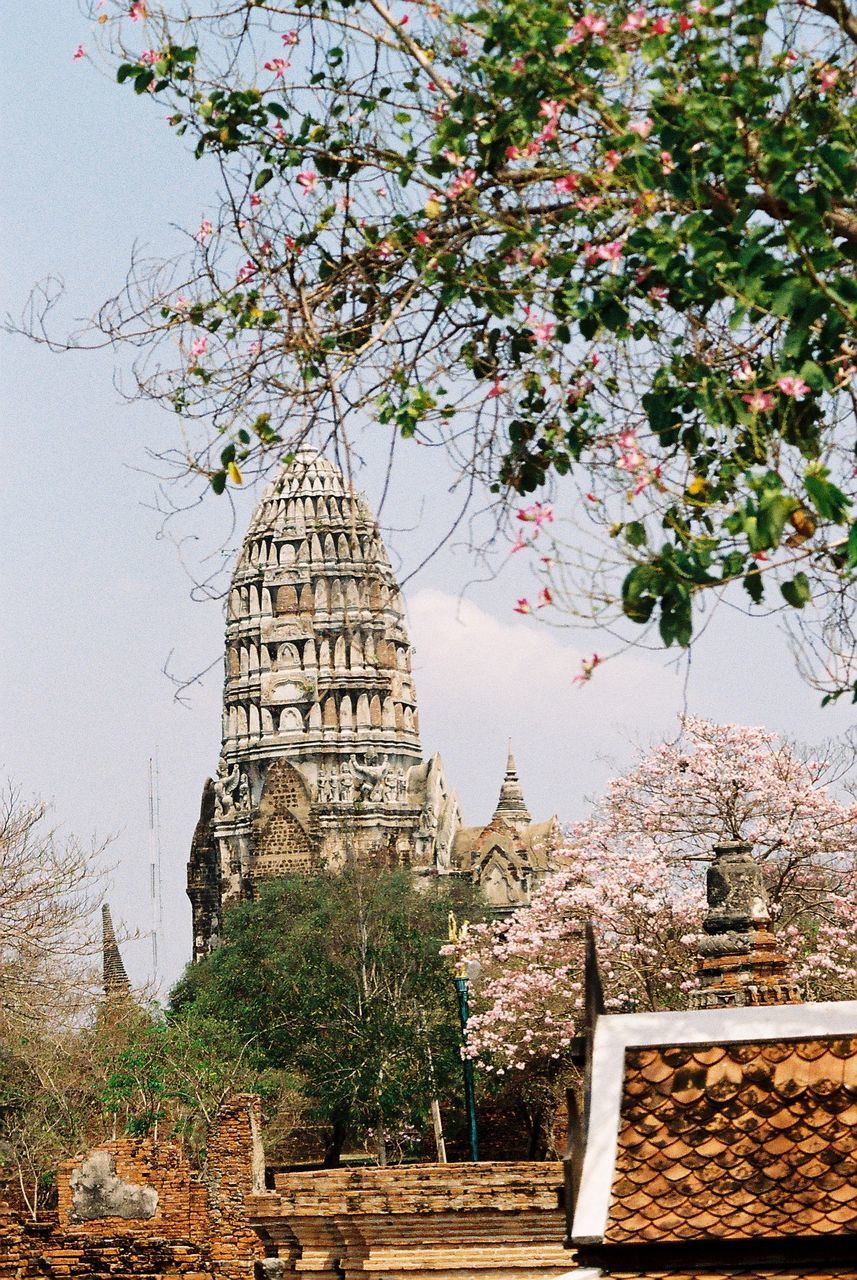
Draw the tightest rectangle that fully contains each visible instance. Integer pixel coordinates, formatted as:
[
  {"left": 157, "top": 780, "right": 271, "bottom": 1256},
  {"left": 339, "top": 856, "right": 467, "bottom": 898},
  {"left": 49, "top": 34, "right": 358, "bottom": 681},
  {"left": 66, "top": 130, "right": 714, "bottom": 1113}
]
[{"left": 704, "top": 841, "right": 771, "bottom": 935}]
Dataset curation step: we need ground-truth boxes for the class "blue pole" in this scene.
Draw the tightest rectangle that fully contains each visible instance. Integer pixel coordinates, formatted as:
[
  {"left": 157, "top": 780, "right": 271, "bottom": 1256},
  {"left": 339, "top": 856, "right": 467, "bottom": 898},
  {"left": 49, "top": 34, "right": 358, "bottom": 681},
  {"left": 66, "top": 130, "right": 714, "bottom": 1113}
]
[{"left": 453, "top": 974, "right": 479, "bottom": 1161}]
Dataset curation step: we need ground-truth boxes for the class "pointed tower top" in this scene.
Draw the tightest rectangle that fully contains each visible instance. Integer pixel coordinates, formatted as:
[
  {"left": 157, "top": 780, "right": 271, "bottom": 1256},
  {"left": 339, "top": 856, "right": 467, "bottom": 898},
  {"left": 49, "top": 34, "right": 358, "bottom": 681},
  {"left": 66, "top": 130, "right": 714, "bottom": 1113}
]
[
  {"left": 102, "top": 904, "right": 131, "bottom": 998},
  {"left": 492, "top": 742, "right": 532, "bottom": 826}
]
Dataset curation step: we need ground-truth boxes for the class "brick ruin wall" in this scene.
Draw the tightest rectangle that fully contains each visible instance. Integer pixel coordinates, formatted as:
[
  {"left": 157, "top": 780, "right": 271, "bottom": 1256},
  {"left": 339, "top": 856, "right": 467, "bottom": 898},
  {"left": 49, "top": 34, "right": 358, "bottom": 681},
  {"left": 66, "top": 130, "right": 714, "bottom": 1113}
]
[
  {"left": 0, "top": 1094, "right": 569, "bottom": 1280},
  {"left": 0, "top": 1095, "right": 264, "bottom": 1280}
]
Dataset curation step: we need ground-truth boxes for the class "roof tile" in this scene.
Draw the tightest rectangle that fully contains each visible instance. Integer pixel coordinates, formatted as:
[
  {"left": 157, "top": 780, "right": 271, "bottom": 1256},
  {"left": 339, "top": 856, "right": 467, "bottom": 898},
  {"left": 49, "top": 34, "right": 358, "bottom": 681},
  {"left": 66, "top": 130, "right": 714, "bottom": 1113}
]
[{"left": 604, "top": 1035, "right": 857, "bottom": 1243}]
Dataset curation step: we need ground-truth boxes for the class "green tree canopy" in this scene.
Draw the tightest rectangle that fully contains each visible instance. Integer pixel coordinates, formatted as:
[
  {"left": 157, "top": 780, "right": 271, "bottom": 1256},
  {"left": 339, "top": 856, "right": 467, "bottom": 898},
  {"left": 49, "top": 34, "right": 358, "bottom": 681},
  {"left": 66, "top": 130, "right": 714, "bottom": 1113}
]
[
  {"left": 53, "top": 0, "right": 857, "bottom": 697},
  {"left": 170, "top": 869, "right": 471, "bottom": 1164}
]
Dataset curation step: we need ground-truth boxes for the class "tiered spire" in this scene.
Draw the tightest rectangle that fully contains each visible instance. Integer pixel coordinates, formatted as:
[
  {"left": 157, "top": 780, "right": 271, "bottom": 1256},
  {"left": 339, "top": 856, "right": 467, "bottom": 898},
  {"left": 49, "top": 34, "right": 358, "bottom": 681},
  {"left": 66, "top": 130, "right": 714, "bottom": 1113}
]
[
  {"left": 101, "top": 904, "right": 131, "bottom": 997},
  {"left": 691, "top": 842, "right": 801, "bottom": 1008},
  {"left": 188, "top": 450, "right": 461, "bottom": 959},
  {"left": 492, "top": 743, "right": 532, "bottom": 827}
]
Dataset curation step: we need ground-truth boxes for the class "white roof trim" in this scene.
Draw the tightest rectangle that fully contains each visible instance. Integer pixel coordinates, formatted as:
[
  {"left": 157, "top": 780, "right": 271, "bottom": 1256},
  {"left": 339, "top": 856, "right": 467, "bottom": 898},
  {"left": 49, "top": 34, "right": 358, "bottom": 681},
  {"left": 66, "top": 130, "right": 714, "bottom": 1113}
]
[{"left": 570, "top": 999, "right": 857, "bottom": 1244}]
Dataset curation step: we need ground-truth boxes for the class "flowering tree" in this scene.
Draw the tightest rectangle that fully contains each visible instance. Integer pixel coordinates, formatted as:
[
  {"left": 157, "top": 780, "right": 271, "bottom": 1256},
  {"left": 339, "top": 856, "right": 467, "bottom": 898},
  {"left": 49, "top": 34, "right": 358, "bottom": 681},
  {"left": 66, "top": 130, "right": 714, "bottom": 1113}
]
[
  {"left": 40, "top": 0, "right": 857, "bottom": 695},
  {"left": 451, "top": 718, "right": 857, "bottom": 1073}
]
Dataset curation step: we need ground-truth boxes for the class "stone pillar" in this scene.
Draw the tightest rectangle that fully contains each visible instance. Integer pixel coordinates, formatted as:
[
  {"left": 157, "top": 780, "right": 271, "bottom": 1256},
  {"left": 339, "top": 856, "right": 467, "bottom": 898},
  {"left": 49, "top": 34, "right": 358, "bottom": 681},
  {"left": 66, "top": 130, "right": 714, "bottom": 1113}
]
[{"left": 691, "top": 841, "right": 802, "bottom": 1009}]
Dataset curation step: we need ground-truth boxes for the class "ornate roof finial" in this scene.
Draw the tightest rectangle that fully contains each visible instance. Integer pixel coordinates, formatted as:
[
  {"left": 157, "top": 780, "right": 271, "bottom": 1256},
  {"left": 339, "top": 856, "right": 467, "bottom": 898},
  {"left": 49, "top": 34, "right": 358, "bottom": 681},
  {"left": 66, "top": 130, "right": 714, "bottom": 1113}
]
[
  {"left": 691, "top": 842, "right": 801, "bottom": 1009},
  {"left": 492, "top": 742, "right": 532, "bottom": 827},
  {"left": 102, "top": 904, "right": 131, "bottom": 998}
]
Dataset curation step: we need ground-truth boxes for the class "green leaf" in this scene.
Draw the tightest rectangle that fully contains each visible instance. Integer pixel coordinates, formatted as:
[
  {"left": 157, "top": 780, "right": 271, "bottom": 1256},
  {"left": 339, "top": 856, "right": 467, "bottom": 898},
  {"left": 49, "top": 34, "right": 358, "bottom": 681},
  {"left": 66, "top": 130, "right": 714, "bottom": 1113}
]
[
  {"left": 254, "top": 168, "right": 273, "bottom": 191},
  {"left": 210, "top": 471, "right": 227, "bottom": 495},
  {"left": 743, "top": 571, "right": 764, "bottom": 604},
  {"left": 847, "top": 520, "right": 857, "bottom": 570},
  {"left": 780, "top": 573, "right": 811, "bottom": 608}
]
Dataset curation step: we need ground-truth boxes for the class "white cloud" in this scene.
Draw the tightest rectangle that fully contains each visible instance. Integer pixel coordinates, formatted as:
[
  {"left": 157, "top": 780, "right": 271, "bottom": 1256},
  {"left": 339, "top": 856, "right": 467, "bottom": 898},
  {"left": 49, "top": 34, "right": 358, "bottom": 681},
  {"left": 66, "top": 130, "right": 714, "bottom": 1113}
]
[{"left": 406, "top": 589, "right": 684, "bottom": 825}]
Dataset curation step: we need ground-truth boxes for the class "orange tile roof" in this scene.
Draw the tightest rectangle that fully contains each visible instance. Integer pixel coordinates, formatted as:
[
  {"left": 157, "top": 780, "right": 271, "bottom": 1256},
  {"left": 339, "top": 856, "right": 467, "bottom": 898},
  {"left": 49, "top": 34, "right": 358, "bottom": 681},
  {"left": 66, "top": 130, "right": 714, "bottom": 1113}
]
[{"left": 604, "top": 1036, "right": 857, "bottom": 1245}]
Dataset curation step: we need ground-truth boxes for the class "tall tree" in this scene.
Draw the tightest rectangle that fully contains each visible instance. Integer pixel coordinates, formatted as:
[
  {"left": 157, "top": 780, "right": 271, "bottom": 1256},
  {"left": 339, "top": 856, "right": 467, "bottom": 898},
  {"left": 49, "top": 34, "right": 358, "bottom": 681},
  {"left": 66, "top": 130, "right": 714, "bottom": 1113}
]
[
  {"left": 38, "top": 0, "right": 857, "bottom": 694},
  {"left": 170, "top": 868, "right": 473, "bottom": 1164}
]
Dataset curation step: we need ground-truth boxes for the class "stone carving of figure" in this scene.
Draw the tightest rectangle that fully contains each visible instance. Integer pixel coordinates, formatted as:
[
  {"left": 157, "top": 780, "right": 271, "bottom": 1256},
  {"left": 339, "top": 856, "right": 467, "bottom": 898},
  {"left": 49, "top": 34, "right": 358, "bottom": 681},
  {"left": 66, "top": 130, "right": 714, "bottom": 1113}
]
[
  {"left": 213, "top": 756, "right": 241, "bottom": 820},
  {"left": 237, "top": 771, "right": 252, "bottom": 814},
  {"left": 384, "top": 767, "right": 399, "bottom": 804},
  {"left": 352, "top": 751, "right": 389, "bottom": 802},
  {"left": 318, "top": 770, "right": 333, "bottom": 804},
  {"left": 340, "top": 759, "right": 354, "bottom": 804}
]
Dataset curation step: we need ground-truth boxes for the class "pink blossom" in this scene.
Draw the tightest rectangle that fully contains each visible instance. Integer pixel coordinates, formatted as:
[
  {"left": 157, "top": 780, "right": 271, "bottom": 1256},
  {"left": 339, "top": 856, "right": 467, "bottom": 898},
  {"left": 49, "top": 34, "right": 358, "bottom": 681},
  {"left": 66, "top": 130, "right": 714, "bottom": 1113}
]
[
  {"left": 248, "top": 339, "right": 262, "bottom": 355},
  {"left": 296, "top": 170, "right": 318, "bottom": 194},
  {"left": 250, "top": 194, "right": 263, "bottom": 209},
  {"left": 281, "top": 30, "right": 300, "bottom": 45},
  {"left": 195, "top": 218, "right": 213, "bottom": 244},
  {"left": 442, "top": 147, "right": 466, "bottom": 166},
  {"left": 539, "top": 98, "right": 563, "bottom": 122},
  {"left": 742, "top": 390, "right": 775, "bottom": 412},
  {"left": 513, "top": 598, "right": 532, "bottom": 614},
  {"left": 651, "top": 14, "right": 672, "bottom": 33},
  {"left": 621, "top": 7, "right": 647, "bottom": 32},
  {"left": 139, "top": 48, "right": 159, "bottom": 64},
  {"left": 505, "top": 145, "right": 522, "bottom": 160},
  {"left": 660, "top": 150, "right": 675, "bottom": 174},
  {"left": 597, "top": 239, "right": 623, "bottom": 262},
  {"left": 264, "top": 57, "right": 290, "bottom": 76},
  {"left": 517, "top": 501, "right": 554, "bottom": 527},
  {"left": 576, "top": 195, "right": 603, "bottom": 212},
  {"left": 678, "top": 13, "right": 694, "bottom": 31},
  {"left": 487, "top": 379, "right": 506, "bottom": 399},
  {"left": 175, "top": 295, "right": 190, "bottom": 310},
  {"left": 129, "top": 2, "right": 148, "bottom": 19},
  {"left": 415, "top": 229, "right": 431, "bottom": 246},
  {"left": 604, "top": 150, "right": 621, "bottom": 172},
  {"left": 777, "top": 375, "right": 810, "bottom": 398},
  {"left": 537, "top": 587, "right": 553, "bottom": 608},
  {"left": 579, "top": 13, "right": 609, "bottom": 35},
  {"left": 236, "top": 260, "right": 257, "bottom": 284},
  {"left": 572, "top": 653, "right": 601, "bottom": 684},
  {"left": 784, "top": 49, "right": 800, "bottom": 66},
  {"left": 73, "top": 44, "right": 86, "bottom": 60},
  {"left": 734, "top": 360, "right": 755, "bottom": 383},
  {"left": 554, "top": 174, "right": 579, "bottom": 193},
  {"left": 190, "top": 336, "right": 208, "bottom": 357},
  {"left": 629, "top": 116, "right": 654, "bottom": 138},
  {"left": 377, "top": 239, "right": 394, "bottom": 260},
  {"left": 818, "top": 66, "right": 840, "bottom": 92},
  {"left": 510, "top": 537, "right": 528, "bottom": 553},
  {"left": 532, "top": 321, "right": 556, "bottom": 343},
  {"left": 447, "top": 168, "right": 476, "bottom": 199},
  {"left": 510, "top": 57, "right": 526, "bottom": 72}
]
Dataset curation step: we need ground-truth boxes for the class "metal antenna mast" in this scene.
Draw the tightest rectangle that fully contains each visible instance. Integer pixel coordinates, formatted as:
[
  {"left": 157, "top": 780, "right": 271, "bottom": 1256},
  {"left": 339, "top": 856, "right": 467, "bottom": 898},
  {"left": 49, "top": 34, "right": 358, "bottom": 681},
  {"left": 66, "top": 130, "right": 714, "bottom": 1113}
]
[{"left": 147, "top": 753, "right": 164, "bottom": 986}]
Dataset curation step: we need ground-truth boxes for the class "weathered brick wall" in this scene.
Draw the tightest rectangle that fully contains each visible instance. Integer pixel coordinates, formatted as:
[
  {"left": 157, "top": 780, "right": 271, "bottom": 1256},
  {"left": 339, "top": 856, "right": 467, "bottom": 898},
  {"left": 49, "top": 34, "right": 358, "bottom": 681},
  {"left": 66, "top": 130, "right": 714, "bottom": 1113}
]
[
  {"left": 0, "top": 1094, "right": 264, "bottom": 1279},
  {"left": 248, "top": 1161, "right": 569, "bottom": 1279},
  {"left": 2, "top": 1100, "right": 570, "bottom": 1280}
]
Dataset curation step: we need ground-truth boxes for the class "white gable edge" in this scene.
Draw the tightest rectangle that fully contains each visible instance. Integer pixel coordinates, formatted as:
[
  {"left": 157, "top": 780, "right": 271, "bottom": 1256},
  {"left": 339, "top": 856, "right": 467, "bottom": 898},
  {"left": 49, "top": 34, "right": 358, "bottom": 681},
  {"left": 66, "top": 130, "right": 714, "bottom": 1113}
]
[{"left": 569, "top": 999, "right": 857, "bottom": 1244}]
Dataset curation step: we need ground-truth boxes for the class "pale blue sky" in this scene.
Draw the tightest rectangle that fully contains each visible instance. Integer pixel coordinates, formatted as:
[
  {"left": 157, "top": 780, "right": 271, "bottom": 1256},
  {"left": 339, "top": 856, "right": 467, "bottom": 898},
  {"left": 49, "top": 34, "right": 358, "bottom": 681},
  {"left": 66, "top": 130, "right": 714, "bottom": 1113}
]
[{"left": 2, "top": 5, "right": 853, "bottom": 993}]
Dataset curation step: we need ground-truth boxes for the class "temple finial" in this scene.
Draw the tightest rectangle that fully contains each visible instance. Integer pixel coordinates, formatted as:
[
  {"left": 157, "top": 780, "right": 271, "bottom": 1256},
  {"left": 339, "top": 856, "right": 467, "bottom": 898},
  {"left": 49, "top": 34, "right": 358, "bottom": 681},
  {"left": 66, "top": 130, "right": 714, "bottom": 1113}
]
[
  {"left": 102, "top": 904, "right": 131, "bottom": 998},
  {"left": 493, "top": 742, "right": 532, "bottom": 827}
]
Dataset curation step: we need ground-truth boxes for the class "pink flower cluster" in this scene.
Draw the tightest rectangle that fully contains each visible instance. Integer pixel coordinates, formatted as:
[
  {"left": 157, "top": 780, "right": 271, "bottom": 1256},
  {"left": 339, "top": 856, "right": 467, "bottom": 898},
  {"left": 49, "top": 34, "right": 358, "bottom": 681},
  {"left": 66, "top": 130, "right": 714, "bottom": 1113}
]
[{"left": 454, "top": 717, "right": 857, "bottom": 1072}]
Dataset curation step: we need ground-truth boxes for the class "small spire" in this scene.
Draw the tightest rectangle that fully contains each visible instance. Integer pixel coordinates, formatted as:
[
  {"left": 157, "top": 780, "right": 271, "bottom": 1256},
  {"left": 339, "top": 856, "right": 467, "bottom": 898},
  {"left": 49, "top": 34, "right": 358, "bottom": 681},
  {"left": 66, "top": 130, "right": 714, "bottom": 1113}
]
[
  {"left": 493, "top": 742, "right": 532, "bottom": 826},
  {"left": 690, "top": 842, "right": 800, "bottom": 1009},
  {"left": 102, "top": 904, "right": 131, "bottom": 998}
]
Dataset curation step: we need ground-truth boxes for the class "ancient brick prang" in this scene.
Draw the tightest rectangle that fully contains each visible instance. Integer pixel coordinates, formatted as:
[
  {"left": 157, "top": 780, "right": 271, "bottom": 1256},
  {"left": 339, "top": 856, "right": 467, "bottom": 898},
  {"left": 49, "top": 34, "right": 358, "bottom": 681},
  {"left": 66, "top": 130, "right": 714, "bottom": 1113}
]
[
  {"left": 188, "top": 452, "right": 559, "bottom": 959},
  {"left": 188, "top": 450, "right": 463, "bottom": 959}
]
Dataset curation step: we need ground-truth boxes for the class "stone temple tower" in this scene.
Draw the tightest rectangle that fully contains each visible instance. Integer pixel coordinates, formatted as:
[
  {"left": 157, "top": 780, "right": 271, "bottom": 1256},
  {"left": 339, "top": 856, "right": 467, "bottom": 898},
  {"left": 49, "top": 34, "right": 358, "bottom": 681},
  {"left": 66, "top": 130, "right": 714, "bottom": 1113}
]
[{"left": 187, "top": 451, "right": 461, "bottom": 960}]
